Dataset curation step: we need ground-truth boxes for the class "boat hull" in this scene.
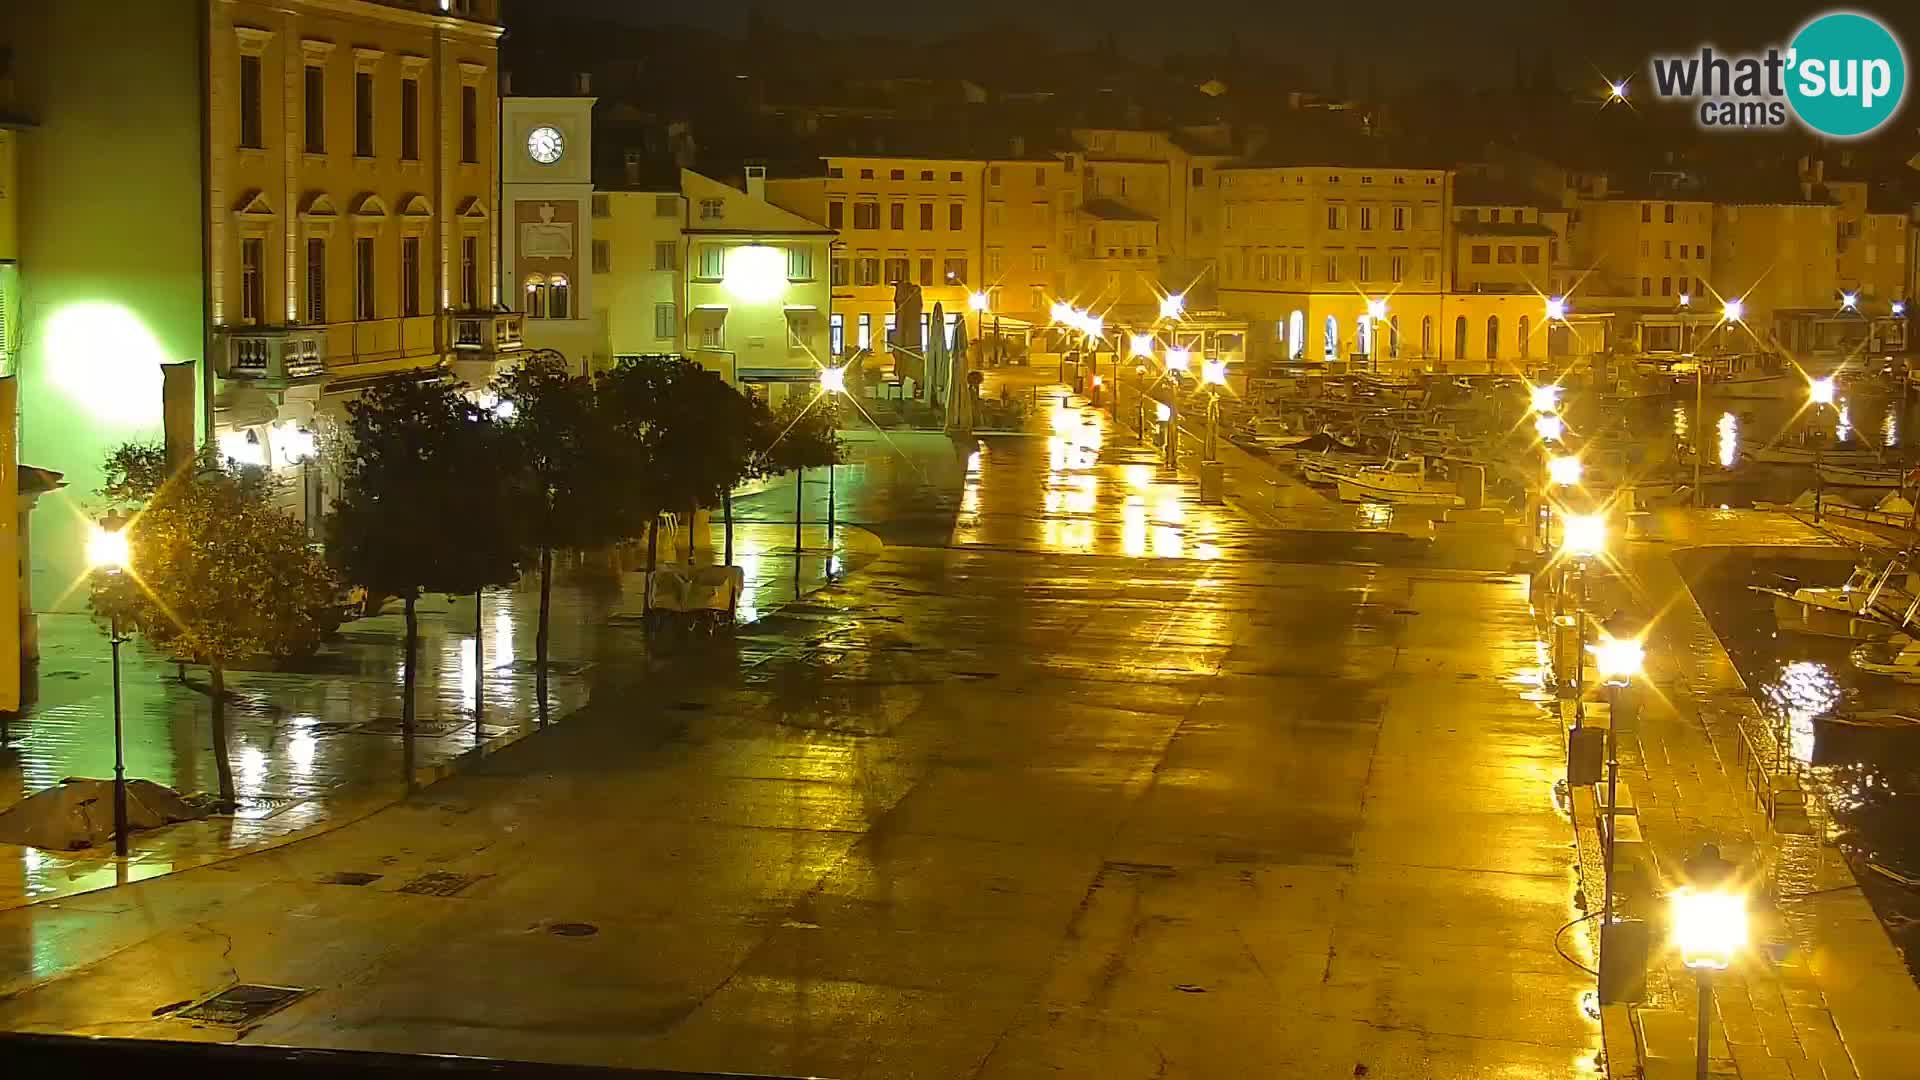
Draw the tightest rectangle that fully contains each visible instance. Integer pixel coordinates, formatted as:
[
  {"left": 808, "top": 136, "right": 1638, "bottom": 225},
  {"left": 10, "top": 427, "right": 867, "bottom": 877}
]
[{"left": 1334, "top": 477, "right": 1463, "bottom": 506}]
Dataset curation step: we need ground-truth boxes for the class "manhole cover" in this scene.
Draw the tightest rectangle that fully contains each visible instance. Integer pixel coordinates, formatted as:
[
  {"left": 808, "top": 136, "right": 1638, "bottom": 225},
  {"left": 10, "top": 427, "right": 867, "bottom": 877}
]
[
  {"left": 319, "top": 871, "right": 382, "bottom": 887},
  {"left": 175, "top": 984, "right": 311, "bottom": 1026},
  {"left": 548, "top": 922, "right": 599, "bottom": 937},
  {"left": 397, "top": 871, "right": 484, "bottom": 897}
]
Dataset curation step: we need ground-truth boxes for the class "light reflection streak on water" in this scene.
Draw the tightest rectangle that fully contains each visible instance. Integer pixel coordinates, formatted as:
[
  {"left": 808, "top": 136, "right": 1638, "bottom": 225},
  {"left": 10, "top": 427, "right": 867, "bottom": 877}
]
[
  {"left": 1763, "top": 660, "right": 1840, "bottom": 768},
  {"left": 1673, "top": 403, "right": 1689, "bottom": 440},
  {"left": 1718, "top": 411, "right": 1739, "bottom": 468},
  {"left": 1838, "top": 401, "right": 1852, "bottom": 442},
  {"left": 1885, "top": 409, "right": 1899, "bottom": 448}
]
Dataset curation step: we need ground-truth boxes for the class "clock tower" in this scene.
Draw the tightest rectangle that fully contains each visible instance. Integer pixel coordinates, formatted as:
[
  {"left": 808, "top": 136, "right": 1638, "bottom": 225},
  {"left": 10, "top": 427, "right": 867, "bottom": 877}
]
[{"left": 500, "top": 94, "right": 597, "bottom": 368}]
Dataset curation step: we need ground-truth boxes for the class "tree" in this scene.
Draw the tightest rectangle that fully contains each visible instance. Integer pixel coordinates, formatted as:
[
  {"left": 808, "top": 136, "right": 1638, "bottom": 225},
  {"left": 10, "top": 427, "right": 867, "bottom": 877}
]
[
  {"left": 328, "top": 375, "right": 523, "bottom": 739},
  {"left": 492, "top": 354, "right": 622, "bottom": 714},
  {"left": 754, "top": 392, "right": 844, "bottom": 555},
  {"left": 92, "top": 446, "right": 340, "bottom": 803}
]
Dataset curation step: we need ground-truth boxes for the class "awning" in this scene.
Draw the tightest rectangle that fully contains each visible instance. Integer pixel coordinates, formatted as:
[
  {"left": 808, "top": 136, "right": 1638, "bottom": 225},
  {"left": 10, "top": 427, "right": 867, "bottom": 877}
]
[{"left": 737, "top": 367, "right": 822, "bottom": 383}]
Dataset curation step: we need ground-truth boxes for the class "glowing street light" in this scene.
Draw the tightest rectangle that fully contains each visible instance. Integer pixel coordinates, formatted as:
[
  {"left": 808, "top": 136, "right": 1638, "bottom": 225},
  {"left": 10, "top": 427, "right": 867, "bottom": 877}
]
[
  {"left": 1678, "top": 293, "right": 1692, "bottom": 308},
  {"left": 1083, "top": 314, "right": 1104, "bottom": 342},
  {"left": 1366, "top": 297, "right": 1389, "bottom": 321},
  {"left": 87, "top": 523, "right": 131, "bottom": 572},
  {"left": 818, "top": 365, "right": 846, "bottom": 395},
  {"left": 1202, "top": 357, "right": 1227, "bottom": 386},
  {"left": 1808, "top": 376, "right": 1836, "bottom": 406},
  {"left": 1535, "top": 413, "right": 1565, "bottom": 442},
  {"left": 1607, "top": 80, "right": 1628, "bottom": 102},
  {"left": 1894, "top": 301, "right": 1908, "bottom": 317},
  {"left": 1722, "top": 297, "right": 1745, "bottom": 322},
  {"left": 1673, "top": 885, "right": 1746, "bottom": 972},
  {"left": 1840, "top": 291, "right": 1858, "bottom": 312},
  {"left": 1547, "top": 454, "right": 1583, "bottom": 487},
  {"left": 1592, "top": 635, "right": 1645, "bottom": 684},
  {"left": 1165, "top": 346, "right": 1192, "bottom": 374},
  {"left": 1050, "top": 301, "right": 1072, "bottom": 324},
  {"left": 1530, "top": 384, "right": 1562, "bottom": 414},
  {"left": 968, "top": 290, "right": 990, "bottom": 313},
  {"left": 1159, "top": 292, "right": 1186, "bottom": 320},
  {"left": 1561, "top": 513, "right": 1606, "bottom": 560},
  {"left": 1546, "top": 296, "right": 1568, "bottom": 321},
  {"left": 1130, "top": 333, "right": 1155, "bottom": 358}
]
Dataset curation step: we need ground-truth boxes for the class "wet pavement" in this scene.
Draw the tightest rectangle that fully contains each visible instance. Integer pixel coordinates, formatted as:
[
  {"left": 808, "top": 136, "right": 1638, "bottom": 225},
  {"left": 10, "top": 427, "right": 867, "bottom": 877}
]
[{"left": 0, "top": 393, "right": 1603, "bottom": 1076}]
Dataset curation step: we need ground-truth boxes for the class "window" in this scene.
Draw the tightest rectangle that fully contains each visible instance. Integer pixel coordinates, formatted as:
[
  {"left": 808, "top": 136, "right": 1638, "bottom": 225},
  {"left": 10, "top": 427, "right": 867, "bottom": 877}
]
[
  {"left": 1497, "top": 246, "right": 1516, "bottom": 264},
  {"left": 1356, "top": 316, "right": 1370, "bottom": 357},
  {"left": 1289, "top": 311, "right": 1304, "bottom": 359},
  {"left": 829, "top": 313, "right": 845, "bottom": 355},
  {"left": 461, "top": 235, "right": 478, "bottom": 309},
  {"left": 1663, "top": 240, "right": 1673, "bottom": 258},
  {"left": 860, "top": 168, "right": 874, "bottom": 180},
  {"left": 461, "top": 85, "right": 478, "bottom": 163},
  {"left": 591, "top": 194, "right": 610, "bottom": 218},
  {"left": 890, "top": 203, "right": 905, "bottom": 230},
  {"left": 1421, "top": 316, "right": 1433, "bottom": 357},
  {"left": 1453, "top": 316, "right": 1467, "bottom": 358},
  {"left": 1031, "top": 286, "right": 1045, "bottom": 311},
  {"left": 1390, "top": 255, "right": 1404, "bottom": 283},
  {"left": 1641, "top": 204, "right": 1652, "bottom": 223},
  {"left": 921, "top": 170, "right": 935, "bottom": 181},
  {"left": 304, "top": 65, "right": 326, "bottom": 154},
  {"left": 1392, "top": 206, "right": 1406, "bottom": 231},
  {"left": 1359, "top": 206, "right": 1374, "bottom": 230},
  {"left": 1389, "top": 316, "right": 1400, "bottom": 359},
  {"left": 986, "top": 248, "right": 1002, "bottom": 276},
  {"left": 698, "top": 314, "right": 722, "bottom": 348},
  {"left": 828, "top": 202, "right": 844, "bottom": 229},
  {"left": 655, "top": 195, "right": 678, "bottom": 218},
  {"left": 655, "top": 302, "right": 677, "bottom": 340},
  {"left": 355, "top": 71, "right": 374, "bottom": 157},
  {"left": 549, "top": 274, "right": 570, "bottom": 320},
  {"left": 949, "top": 171, "right": 962, "bottom": 181},
  {"left": 240, "top": 238, "right": 264, "bottom": 324},
  {"left": 988, "top": 166, "right": 1001, "bottom": 186},
  {"left": 400, "top": 77, "right": 419, "bottom": 160},
  {"left": 854, "top": 203, "right": 879, "bottom": 229},
  {"left": 1323, "top": 315, "right": 1338, "bottom": 360},
  {"left": 856, "top": 256, "right": 880, "bottom": 286},
  {"left": 827, "top": 166, "right": 844, "bottom": 179},
  {"left": 1325, "top": 255, "right": 1338, "bottom": 280},
  {"left": 1031, "top": 249, "right": 1048, "bottom": 272},
  {"left": 1661, "top": 276, "right": 1672, "bottom": 296},
  {"left": 1488, "top": 209, "right": 1501, "bottom": 223},
  {"left": 654, "top": 240, "right": 677, "bottom": 271},
  {"left": 699, "top": 198, "right": 724, "bottom": 221},
  {"left": 240, "top": 55, "right": 263, "bottom": 148},
  {"left": 524, "top": 274, "right": 547, "bottom": 318},
  {"left": 696, "top": 244, "right": 725, "bottom": 280},
  {"left": 1640, "top": 276, "right": 1652, "bottom": 296},
  {"left": 917, "top": 257, "right": 934, "bottom": 285},
  {"left": 1471, "top": 245, "right": 1491, "bottom": 265},
  {"left": 1357, "top": 255, "right": 1371, "bottom": 281},
  {"left": 884, "top": 256, "right": 908, "bottom": 284},
  {"left": 1422, "top": 253, "right": 1437, "bottom": 282},
  {"left": 1485, "top": 315, "right": 1500, "bottom": 359},
  {"left": 787, "top": 313, "right": 810, "bottom": 350},
  {"left": 1639, "top": 239, "right": 1650, "bottom": 256},
  {"left": 1696, "top": 244, "right": 1707, "bottom": 259},
  {"left": 1664, "top": 204, "right": 1675, "bottom": 224},
  {"left": 884, "top": 314, "right": 896, "bottom": 348},
  {"left": 1518, "top": 315, "right": 1530, "bottom": 360},
  {"left": 356, "top": 237, "right": 377, "bottom": 320},
  {"left": 949, "top": 204, "right": 963, "bottom": 230},
  {"left": 919, "top": 203, "right": 934, "bottom": 230},
  {"left": 1521, "top": 246, "right": 1540, "bottom": 264},
  {"left": 987, "top": 202, "right": 1004, "bottom": 226},
  {"left": 786, "top": 246, "right": 812, "bottom": 280},
  {"left": 891, "top": 168, "right": 906, "bottom": 181},
  {"left": 592, "top": 239, "right": 610, "bottom": 274},
  {"left": 401, "top": 236, "right": 421, "bottom": 316},
  {"left": 1036, "top": 167, "right": 1046, "bottom": 185},
  {"left": 306, "top": 238, "right": 326, "bottom": 322},
  {"left": 1326, "top": 205, "right": 1344, "bottom": 230},
  {"left": 857, "top": 313, "right": 871, "bottom": 349},
  {"left": 943, "top": 257, "right": 967, "bottom": 284},
  {"left": 831, "top": 257, "right": 849, "bottom": 286}
]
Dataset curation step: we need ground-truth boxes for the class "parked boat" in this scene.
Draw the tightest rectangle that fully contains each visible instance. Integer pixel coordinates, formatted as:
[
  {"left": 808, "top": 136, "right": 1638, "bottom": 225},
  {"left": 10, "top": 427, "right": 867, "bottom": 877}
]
[
  {"left": 1714, "top": 373, "right": 1797, "bottom": 399},
  {"left": 1815, "top": 463, "right": 1904, "bottom": 488},
  {"left": 1850, "top": 633, "right": 1920, "bottom": 683},
  {"left": 1747, "top": 443, "right": 1883, "bottom": 466},
  {"left": 1334, "top": 457, "right": 1464, "bottom": 507},
  {"left": 1300, "top": 453, "right": 1377, "bottom": 486},
  {"left": 1753, "top": 564, "right": 1894, "bottom": 638}
]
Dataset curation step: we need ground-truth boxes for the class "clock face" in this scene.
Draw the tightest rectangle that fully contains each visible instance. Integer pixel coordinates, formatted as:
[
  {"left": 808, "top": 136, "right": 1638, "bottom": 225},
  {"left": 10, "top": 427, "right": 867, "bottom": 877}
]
[{"left": 527, "top": 125, "right": 565, "bottom": 164}]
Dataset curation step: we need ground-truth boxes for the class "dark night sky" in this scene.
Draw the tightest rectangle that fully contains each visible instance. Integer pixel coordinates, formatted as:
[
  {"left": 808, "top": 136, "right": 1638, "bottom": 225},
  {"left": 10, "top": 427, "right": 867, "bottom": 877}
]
[{"left": 515, "top": 1, "right": 1919, "bottom": 91}]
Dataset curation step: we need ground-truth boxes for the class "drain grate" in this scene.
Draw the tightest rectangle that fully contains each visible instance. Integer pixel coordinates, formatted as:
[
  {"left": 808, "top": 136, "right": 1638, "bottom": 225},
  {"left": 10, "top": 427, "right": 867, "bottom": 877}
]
[
  {"left": 548, "top": 922, "right": 599, "bottom": 937},
  {"left": 397, "top": 871, "right": 484, "bottom": 897},
  {"left": 319, "top": 871, "right": 382, "bottom": 887},
  {"left": 175, "top": 984, "right": 311, "bottom": 1026}
]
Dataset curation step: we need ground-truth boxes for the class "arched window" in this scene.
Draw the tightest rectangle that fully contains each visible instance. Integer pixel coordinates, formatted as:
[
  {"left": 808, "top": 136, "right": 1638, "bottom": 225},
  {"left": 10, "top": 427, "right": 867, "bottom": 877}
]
[
  {"left": 1518, "top": 315, "right": 1531, "bottom": 360},
  {"left": 1355, "top": 316, "right": 1371, "bottom": 358},
  {"left": 549, "top": 274, "right": 571, "bottom": 320},
  {"left": 1420, "top": 316, "right": 1433, "bottom": 358},
  {"left": 524, "top": 274, "right": 548, "bottom": 319},
  {"left": 1389, "top": 316, "right": 1400, "bottom": 359},
  {"left": 1289, "top": 310, "right": 1305, "bottom": 359},
  {"left": 1453, "top": 315, "right": 1468, "bottom": 359},
  {"left": 1486, "top": 315, "right": 1500, "bottom": 360},
  {"left": 1323, "top": 315, "right": 1338, "bottom": 361}
]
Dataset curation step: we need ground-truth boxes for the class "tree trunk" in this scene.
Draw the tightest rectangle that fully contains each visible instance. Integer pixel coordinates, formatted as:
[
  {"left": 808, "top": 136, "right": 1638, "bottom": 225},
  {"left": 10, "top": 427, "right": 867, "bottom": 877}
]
[
  {"left": 536, "top": 543, "right": 553, "bottom": 722},
  {"left": 724, "top": 490, "right": 734, "bottom": 566},
  {"left": 687, "top": 502, "right": 699, "bottom": 563},
  {"left": 644, "top": 515, "right": 659, "bottom": 616},
  {"left": 210, "top": 663, "right": 235, "bottom": 804},
  {"left": 402, "top": 593, "right": 419, "bottom": 734},
  {"left": 473, "top": 588, "right": 484, "bottom": 737},
  {"left": 795, "top": 468, "right": 805, "bottom": 553}
]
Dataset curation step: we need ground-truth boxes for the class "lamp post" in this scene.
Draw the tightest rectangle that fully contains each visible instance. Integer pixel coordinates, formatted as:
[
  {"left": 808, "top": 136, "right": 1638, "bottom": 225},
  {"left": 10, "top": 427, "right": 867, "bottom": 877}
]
[
  {"left": 1808, "top": 376, "right": 1836, "bottom": 524},
  {"left": 1201, "top": 357, "right": 1227, "bottom": 460},
  {"left": 1561, "top": 513, "right": 1606, "bottom": 723},
  {"left": 1366, "top": 297, "right": 1388, "bottom": 372},
  {"left": 86, "top": 521, "right": 133, "bottom": 858},
  {"left": 1672, "top": 872, "right": 1747, "bottom": 1080},
  {"left": 1592, "top": 634, "right": 1644, "bottom": 938},
  {"left": 1157, "top": 401, "right": 1177, "bottom": 469},
  {"left": 819, "top": 366, "right": 846, "bottom": 560},
  {"left": 1133, "top": 361, "right": 1148, "bottom": 441}
]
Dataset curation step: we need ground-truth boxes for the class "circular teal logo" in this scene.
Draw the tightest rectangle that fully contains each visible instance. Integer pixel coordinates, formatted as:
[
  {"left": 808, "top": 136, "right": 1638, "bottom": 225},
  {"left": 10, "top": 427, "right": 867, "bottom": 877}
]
[{"left": 1787, "top": 12, "right": 1907, "bottom": 138}]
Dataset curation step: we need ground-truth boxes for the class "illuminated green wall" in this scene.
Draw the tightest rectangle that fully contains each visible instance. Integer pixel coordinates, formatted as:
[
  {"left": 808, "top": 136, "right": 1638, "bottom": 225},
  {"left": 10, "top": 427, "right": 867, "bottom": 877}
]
[{"left": 6, "top": 1, "right": 206, "bottom": 610}]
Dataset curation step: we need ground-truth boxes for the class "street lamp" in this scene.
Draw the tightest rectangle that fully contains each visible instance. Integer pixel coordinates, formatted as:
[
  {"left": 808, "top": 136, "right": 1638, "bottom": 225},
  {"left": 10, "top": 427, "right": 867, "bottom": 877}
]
[
  {"left": 1591, "top": 633, "right": 1644, "bottom": 935},
  {"left": 1546, "top": 296, "right": 1569, "bottom": 322},
  {"left": 1165, "top": 346, "right": 1192, "bottom": 375},
  {"left": 968, "top": 290, "right": 990, "bottom": 314},
  {"left": 1808, "top": 377, "right": 1836, "bottom": 522},
  {"left": 87, "top": 521, "right": 134, "bottom": 859},
  {"left": 1201, "top": 358, "right": 1227, "bottom": 460},
  {"left": 1548, "top": 454, "right": 1583, "bottom": 487},
  {"left": 1535, "top": 413, "right": 1565, "bottom": 442},
  {"left": 1894, "top": 301, "right": 1908, "bottom": 317},
  {"left": 817, "top": 367, "right": 846, "bottom": 553},
  {"left": 1130, "top": 333, "right": 1155, "bottom": 358},
  {"left": 1560, "top": 512, "right": 1605, "bottom": 729},
  {"left": 1673, "top": 882, "right": 1747, "bottom": 1080},
  {"left": 1156, "top": 400, "right": 1177, "bottom": 468},
  {"left": 1721, "top": 298, "right": 1744, "bottom": 323},
  {"left": 1159, "top": 292, "right": 1185, "bottom": 320},
  {"left": 1840, "top": 291, "right": 1858, "bottom": 312},
  {"left": 1530, "top": 383, "right": 1562, "bottom": 414}
]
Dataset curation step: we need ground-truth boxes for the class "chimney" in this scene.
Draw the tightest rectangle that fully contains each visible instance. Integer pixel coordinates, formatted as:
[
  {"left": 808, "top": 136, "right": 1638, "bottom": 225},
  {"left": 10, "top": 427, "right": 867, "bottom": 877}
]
[
  {"left": 745, "top": 164, "right": 767, "bottom": 202},
  {"left": 575, "top": 71, "right": 592, "bottom": 95}
]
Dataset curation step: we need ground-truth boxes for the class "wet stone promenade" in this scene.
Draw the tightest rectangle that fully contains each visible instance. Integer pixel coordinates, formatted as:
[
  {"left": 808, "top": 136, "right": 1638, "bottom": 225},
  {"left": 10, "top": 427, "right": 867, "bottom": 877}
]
[{"left": 0, "top": 406, "right": 1603, "bottom": 1077}]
